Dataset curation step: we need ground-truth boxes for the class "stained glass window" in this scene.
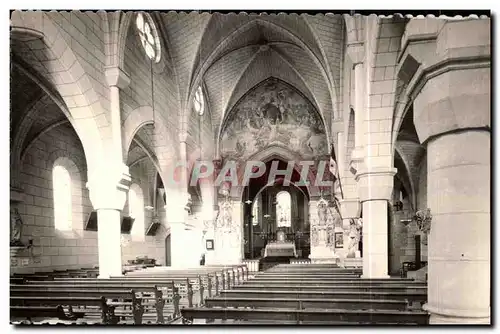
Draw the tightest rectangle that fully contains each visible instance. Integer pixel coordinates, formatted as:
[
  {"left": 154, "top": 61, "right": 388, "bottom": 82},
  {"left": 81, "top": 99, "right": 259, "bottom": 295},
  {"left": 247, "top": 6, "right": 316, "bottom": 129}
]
[
  {"left": 193, "top": 86, "right": 205, "bottom": 116},
  {"left": 276, "top": 191, "right": 291, "bottom": 228},
  {"left": 136, "top": 13, "right": 160, "bottom": 62}
]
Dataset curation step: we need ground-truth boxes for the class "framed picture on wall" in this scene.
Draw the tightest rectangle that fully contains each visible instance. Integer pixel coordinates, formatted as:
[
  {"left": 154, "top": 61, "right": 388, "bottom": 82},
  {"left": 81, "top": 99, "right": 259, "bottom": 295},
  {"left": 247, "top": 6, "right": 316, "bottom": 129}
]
[
  {"left": 206, "top": 239, "right": 214, "bottom": 250},
  {"left": 334, "top": 232, "right": 344, "bottom": 248}
]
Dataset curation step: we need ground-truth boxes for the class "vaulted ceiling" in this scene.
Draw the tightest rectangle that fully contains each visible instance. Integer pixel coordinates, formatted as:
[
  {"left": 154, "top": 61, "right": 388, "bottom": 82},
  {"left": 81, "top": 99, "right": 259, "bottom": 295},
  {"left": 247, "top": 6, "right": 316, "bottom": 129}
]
[{"left": 156, "top": 13, "right": 345, "bottom": 141}]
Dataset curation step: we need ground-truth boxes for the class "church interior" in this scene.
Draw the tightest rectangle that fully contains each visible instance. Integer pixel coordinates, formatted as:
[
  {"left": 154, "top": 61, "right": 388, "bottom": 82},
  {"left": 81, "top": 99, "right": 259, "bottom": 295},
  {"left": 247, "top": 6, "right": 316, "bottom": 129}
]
[{"left": 9, "top": 11, "right": 490, "bottom": 325}]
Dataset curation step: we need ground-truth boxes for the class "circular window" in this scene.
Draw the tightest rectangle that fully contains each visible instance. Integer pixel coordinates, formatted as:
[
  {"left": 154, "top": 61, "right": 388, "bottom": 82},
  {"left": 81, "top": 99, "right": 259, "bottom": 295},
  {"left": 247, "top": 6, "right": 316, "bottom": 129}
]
[
  {"left": 193, "top": 86, "right": 205, "bottom": 116},
  {"left": 136, "top": 13, "right": 161, "bottom": 63}
]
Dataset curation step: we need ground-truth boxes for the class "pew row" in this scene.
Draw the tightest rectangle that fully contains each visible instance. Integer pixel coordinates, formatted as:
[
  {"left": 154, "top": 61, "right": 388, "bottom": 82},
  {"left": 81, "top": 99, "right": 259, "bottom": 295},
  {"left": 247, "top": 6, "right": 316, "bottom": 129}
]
[
  {"left": 10, "top": 289, "right": 143, "bottom": 324},
  {"left": 180, "top": 307, "right": 429, "bottom": 325}
]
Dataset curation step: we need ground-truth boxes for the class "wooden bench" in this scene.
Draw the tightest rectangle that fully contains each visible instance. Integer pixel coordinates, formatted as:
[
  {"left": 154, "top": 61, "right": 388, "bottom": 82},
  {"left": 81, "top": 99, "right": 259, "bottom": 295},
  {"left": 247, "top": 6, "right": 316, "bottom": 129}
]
[
  {"left": 10, "top": 277, "right": 25, "bottom": 284},
  {"left": 10, "top": 296, "right": 115, "bottom": 323},
  {"left": 251, "top": 277, "right": 416, "bottom": 283},
  {"left": 128, "top": 267, "right": 242, "bottom": 287},
  {"left": 204, "top": 296, "right": 410, "bottom": 311},
  {"left": 218, "top": 289, "right": 428, "bottom": 304},
  {"left": 10, "top": 305, "right": 68, "bottom": 323},
  {"left": 241, "top": 280, "right": 427, "bottom": 287},
  {"left": 180, "top": 307, "right": 429, "bottom": 324},
  {"left": 12, "top": 283, "right": 179, "bottom": 323},
  {"left": 12, "top": 274, "right": 53, "bottom": 281},
  {"left": 52, "top": 276, "right": 204, "bottom": 307},
  {"left": 109, "top": 276, "right": 205, "bottom": 307},
  {"left": 10, "top": 288, "right": 143, "bottom": 324},
  {"left": 236, "top": 284, "right": 427, "bottom": 293}
]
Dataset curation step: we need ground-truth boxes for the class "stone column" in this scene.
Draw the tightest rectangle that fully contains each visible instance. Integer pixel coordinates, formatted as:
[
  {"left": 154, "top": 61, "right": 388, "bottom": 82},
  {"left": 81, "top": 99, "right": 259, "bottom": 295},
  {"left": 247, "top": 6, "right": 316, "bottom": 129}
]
[
  {"left": 87, "top": 67, "right": 131, "bottom": 279},
  {"left": 346, "top": 42, "right": 366, "bottom": 172},
  {"left": 105, "top": 66, "right": 130, "bottom": 163},
  {"left": 87, "top": 168, "right": 131, "bottom": 278},
  {"left": 356, "top": 168, "right": 396, "bottom": 278},
  {"left": 165, "top": 199, "right": 190, "bottom": 268},
  {"left": 414, "top": 67, "right": 490, "bottom": 324}
]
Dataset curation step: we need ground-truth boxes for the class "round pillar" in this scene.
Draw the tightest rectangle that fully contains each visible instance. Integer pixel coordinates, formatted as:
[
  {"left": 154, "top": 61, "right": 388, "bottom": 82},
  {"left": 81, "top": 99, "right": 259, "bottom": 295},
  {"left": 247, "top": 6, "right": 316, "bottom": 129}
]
[{"left": 414, "top": 67, "right": 490, "bottom": 324}]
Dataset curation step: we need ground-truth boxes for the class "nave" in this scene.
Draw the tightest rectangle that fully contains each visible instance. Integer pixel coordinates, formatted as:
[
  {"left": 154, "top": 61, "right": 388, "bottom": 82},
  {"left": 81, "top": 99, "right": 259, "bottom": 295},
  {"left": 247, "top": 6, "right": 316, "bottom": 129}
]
[{"left": 10, "top": 262, "right": 429, "bottom": 325}]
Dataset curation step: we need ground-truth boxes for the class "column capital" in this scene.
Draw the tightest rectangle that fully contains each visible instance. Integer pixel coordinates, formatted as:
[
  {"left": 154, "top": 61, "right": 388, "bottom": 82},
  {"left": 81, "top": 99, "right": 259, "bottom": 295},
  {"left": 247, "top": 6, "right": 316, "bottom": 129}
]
[
  {"left": 105, "top": 66, "right": 131, "bottom": 89},
  {"left": 346, "top": 42, "right": 365, "bottom": 66},
  {"left": 355, "top": 167, "right": 397, "bottom": 202},
  {"left": 413, "top": 67, "right": 490, "bottom": 144},
  {"left": 339, "top": 198, "right": 361, "bottom": 219},
  {"left": 87, "top": 163, "right": 131, "bottom": 211}
]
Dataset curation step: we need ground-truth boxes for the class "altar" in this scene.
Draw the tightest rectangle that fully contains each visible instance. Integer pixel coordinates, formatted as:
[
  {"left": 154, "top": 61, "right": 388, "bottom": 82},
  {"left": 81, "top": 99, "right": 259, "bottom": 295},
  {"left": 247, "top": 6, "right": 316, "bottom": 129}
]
[
  {"left": 263, "top": 241, "right": 298, "bottom": 258},
  {"left": 263, "top": 229, "right": 298, "bottom": 258}
]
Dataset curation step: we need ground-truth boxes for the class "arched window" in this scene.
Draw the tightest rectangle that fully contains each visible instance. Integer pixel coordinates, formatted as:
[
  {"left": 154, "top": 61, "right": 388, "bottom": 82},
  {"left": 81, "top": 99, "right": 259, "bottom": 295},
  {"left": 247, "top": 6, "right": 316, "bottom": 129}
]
[
  {"left": 136, "top": 12, "right": 161, "bottom": 62},
  {"left": 129, "top": 184, "right": 145, "bottom": 241},
  {"left": 276, "top": 191, "right": 291, "bottom": 228},
  {"left": 53, "top": 165, "right": 72, "bottom": 231},
  {"left": 193, "top": 86, "right": 205, "bottom": 116}
]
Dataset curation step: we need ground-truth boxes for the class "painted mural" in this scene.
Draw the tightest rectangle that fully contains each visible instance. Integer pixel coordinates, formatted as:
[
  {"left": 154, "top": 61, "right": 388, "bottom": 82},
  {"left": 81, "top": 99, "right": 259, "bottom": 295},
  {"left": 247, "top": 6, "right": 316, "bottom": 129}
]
[{"left": 220, "top": 78, "right": 328, "bottom": 161}]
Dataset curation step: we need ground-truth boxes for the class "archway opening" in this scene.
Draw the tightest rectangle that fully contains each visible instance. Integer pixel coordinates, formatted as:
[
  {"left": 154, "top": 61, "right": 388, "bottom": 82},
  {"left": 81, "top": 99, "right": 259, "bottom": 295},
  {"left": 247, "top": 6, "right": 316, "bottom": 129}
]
[{"left": 242, "top": 159, "right": 310, "bottom": 260}]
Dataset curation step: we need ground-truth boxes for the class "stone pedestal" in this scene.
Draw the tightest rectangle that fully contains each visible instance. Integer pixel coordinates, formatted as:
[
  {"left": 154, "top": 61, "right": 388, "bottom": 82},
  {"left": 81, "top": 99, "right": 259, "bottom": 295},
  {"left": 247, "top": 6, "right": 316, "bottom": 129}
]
[
  {"left": 206, "top": 200, "right": 243, "bottom": 266},
  {"left": 308, "top": 199, "right": 338, "bottom": 265}
]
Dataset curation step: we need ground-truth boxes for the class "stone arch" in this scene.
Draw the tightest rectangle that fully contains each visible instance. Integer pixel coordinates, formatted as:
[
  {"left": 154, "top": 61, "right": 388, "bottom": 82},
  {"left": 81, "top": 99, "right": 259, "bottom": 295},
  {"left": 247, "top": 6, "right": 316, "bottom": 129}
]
[
  {"left": 393, "top": 145, "right": 416, "bottom": 210},
  {"left": 232, "top": 145, "right": 321, "bottom": 200},
  {"left": 122, "top": 105, "right": 176, "bottom": 171},
  {"left": 10, "top": 15, "right": 108, "bottom": 174}
]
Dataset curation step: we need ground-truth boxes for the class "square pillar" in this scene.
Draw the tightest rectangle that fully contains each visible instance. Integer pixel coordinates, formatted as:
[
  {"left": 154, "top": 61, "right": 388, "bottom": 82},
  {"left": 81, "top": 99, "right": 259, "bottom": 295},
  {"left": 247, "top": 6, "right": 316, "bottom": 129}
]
[
  {"left": 97, "top": 209, "right": 123, "bottom": 278},
  {"left": 361, "top": 200, "right": 389, "bottom": 278}
]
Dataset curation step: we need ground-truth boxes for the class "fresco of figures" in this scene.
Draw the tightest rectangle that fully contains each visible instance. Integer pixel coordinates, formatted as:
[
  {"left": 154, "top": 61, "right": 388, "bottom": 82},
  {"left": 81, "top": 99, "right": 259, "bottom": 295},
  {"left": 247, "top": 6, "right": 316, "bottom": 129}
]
[{"left": 220, "top": 78, "right": 328, "bottom": 161}]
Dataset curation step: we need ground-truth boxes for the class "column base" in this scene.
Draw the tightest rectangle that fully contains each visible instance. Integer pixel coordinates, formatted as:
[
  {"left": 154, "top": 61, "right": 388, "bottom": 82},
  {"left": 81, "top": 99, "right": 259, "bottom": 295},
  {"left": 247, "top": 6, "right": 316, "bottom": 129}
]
[
  {"left": 424, "top": 304, "right": 491, "bottom": 325},
  {"left": 361, "top": 274, "right": 390, "bottom": 279},
  {"left": 429, "top": 314, "right": 490, "bottom": 325}
]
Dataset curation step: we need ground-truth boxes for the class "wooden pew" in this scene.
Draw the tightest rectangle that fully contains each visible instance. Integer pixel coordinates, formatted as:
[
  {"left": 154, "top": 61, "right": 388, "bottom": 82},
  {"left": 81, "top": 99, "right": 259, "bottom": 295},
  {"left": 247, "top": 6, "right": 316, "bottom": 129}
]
[
  {"left": 12, "top": 283, "right": 179, "bottom": 324},
  {"left": 120, "top": 272, "right": 228, "bottom": 301},
  {"left": 58, "top": 276, "right": 203, "bottom": 308},
  {"left": 250, "top": 277, "right": 416, "bottom": 283},
  {"left": 204, "top": 296, "right": 410, "bottom": 311},
  {"left": 128, "top": 267, "right": 240, "bottom": 288},
  {"left": 255, "top": 273, "right": 361, "bottom": 278},
  {"left": 218, "top": 289, "right": 428, "bottom": 303},
  {"left": 235, "top": 284, "right": 427, "bottom": 293},
  {"left": 180, "top": 307, "right": 429, "bottom": 324},
  {"left": 12, "top": 274, "right": 53, "bottom": 281},
  {"left": 10, "top": 277, "right": 25, "bottom": 284},
  {"left": 10, "top": 305, "right": 68, "bottom": 323},
  {"left": 10, "top": 288, "right": 143, "bottom": 324},
  {"left": 241, "top": 280, "right": 427, "bottom": 287},
  {"left": 10, "top": 295, "right": 115, "bottom": 323}
]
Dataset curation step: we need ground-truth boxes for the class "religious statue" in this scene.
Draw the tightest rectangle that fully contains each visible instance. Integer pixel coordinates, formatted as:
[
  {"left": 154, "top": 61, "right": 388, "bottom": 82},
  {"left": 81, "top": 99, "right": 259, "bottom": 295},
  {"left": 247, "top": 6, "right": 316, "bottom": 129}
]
[
  {"left": 10, "top": 207, "right": 24, "bottom": 246},
  {"left": 347, "top": 218, "right": 362, "bottom": 258}
]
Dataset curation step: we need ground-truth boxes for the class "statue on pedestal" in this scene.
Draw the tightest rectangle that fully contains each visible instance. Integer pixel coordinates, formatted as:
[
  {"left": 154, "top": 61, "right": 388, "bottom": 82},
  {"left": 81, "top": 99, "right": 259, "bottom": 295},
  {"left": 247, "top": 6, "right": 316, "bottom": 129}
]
[
  {"left": 10, "top": 207, "right": 24, "bottom": 246},
  {"left": 347, "top": 218, "right": 362, "bottom": 258}
]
